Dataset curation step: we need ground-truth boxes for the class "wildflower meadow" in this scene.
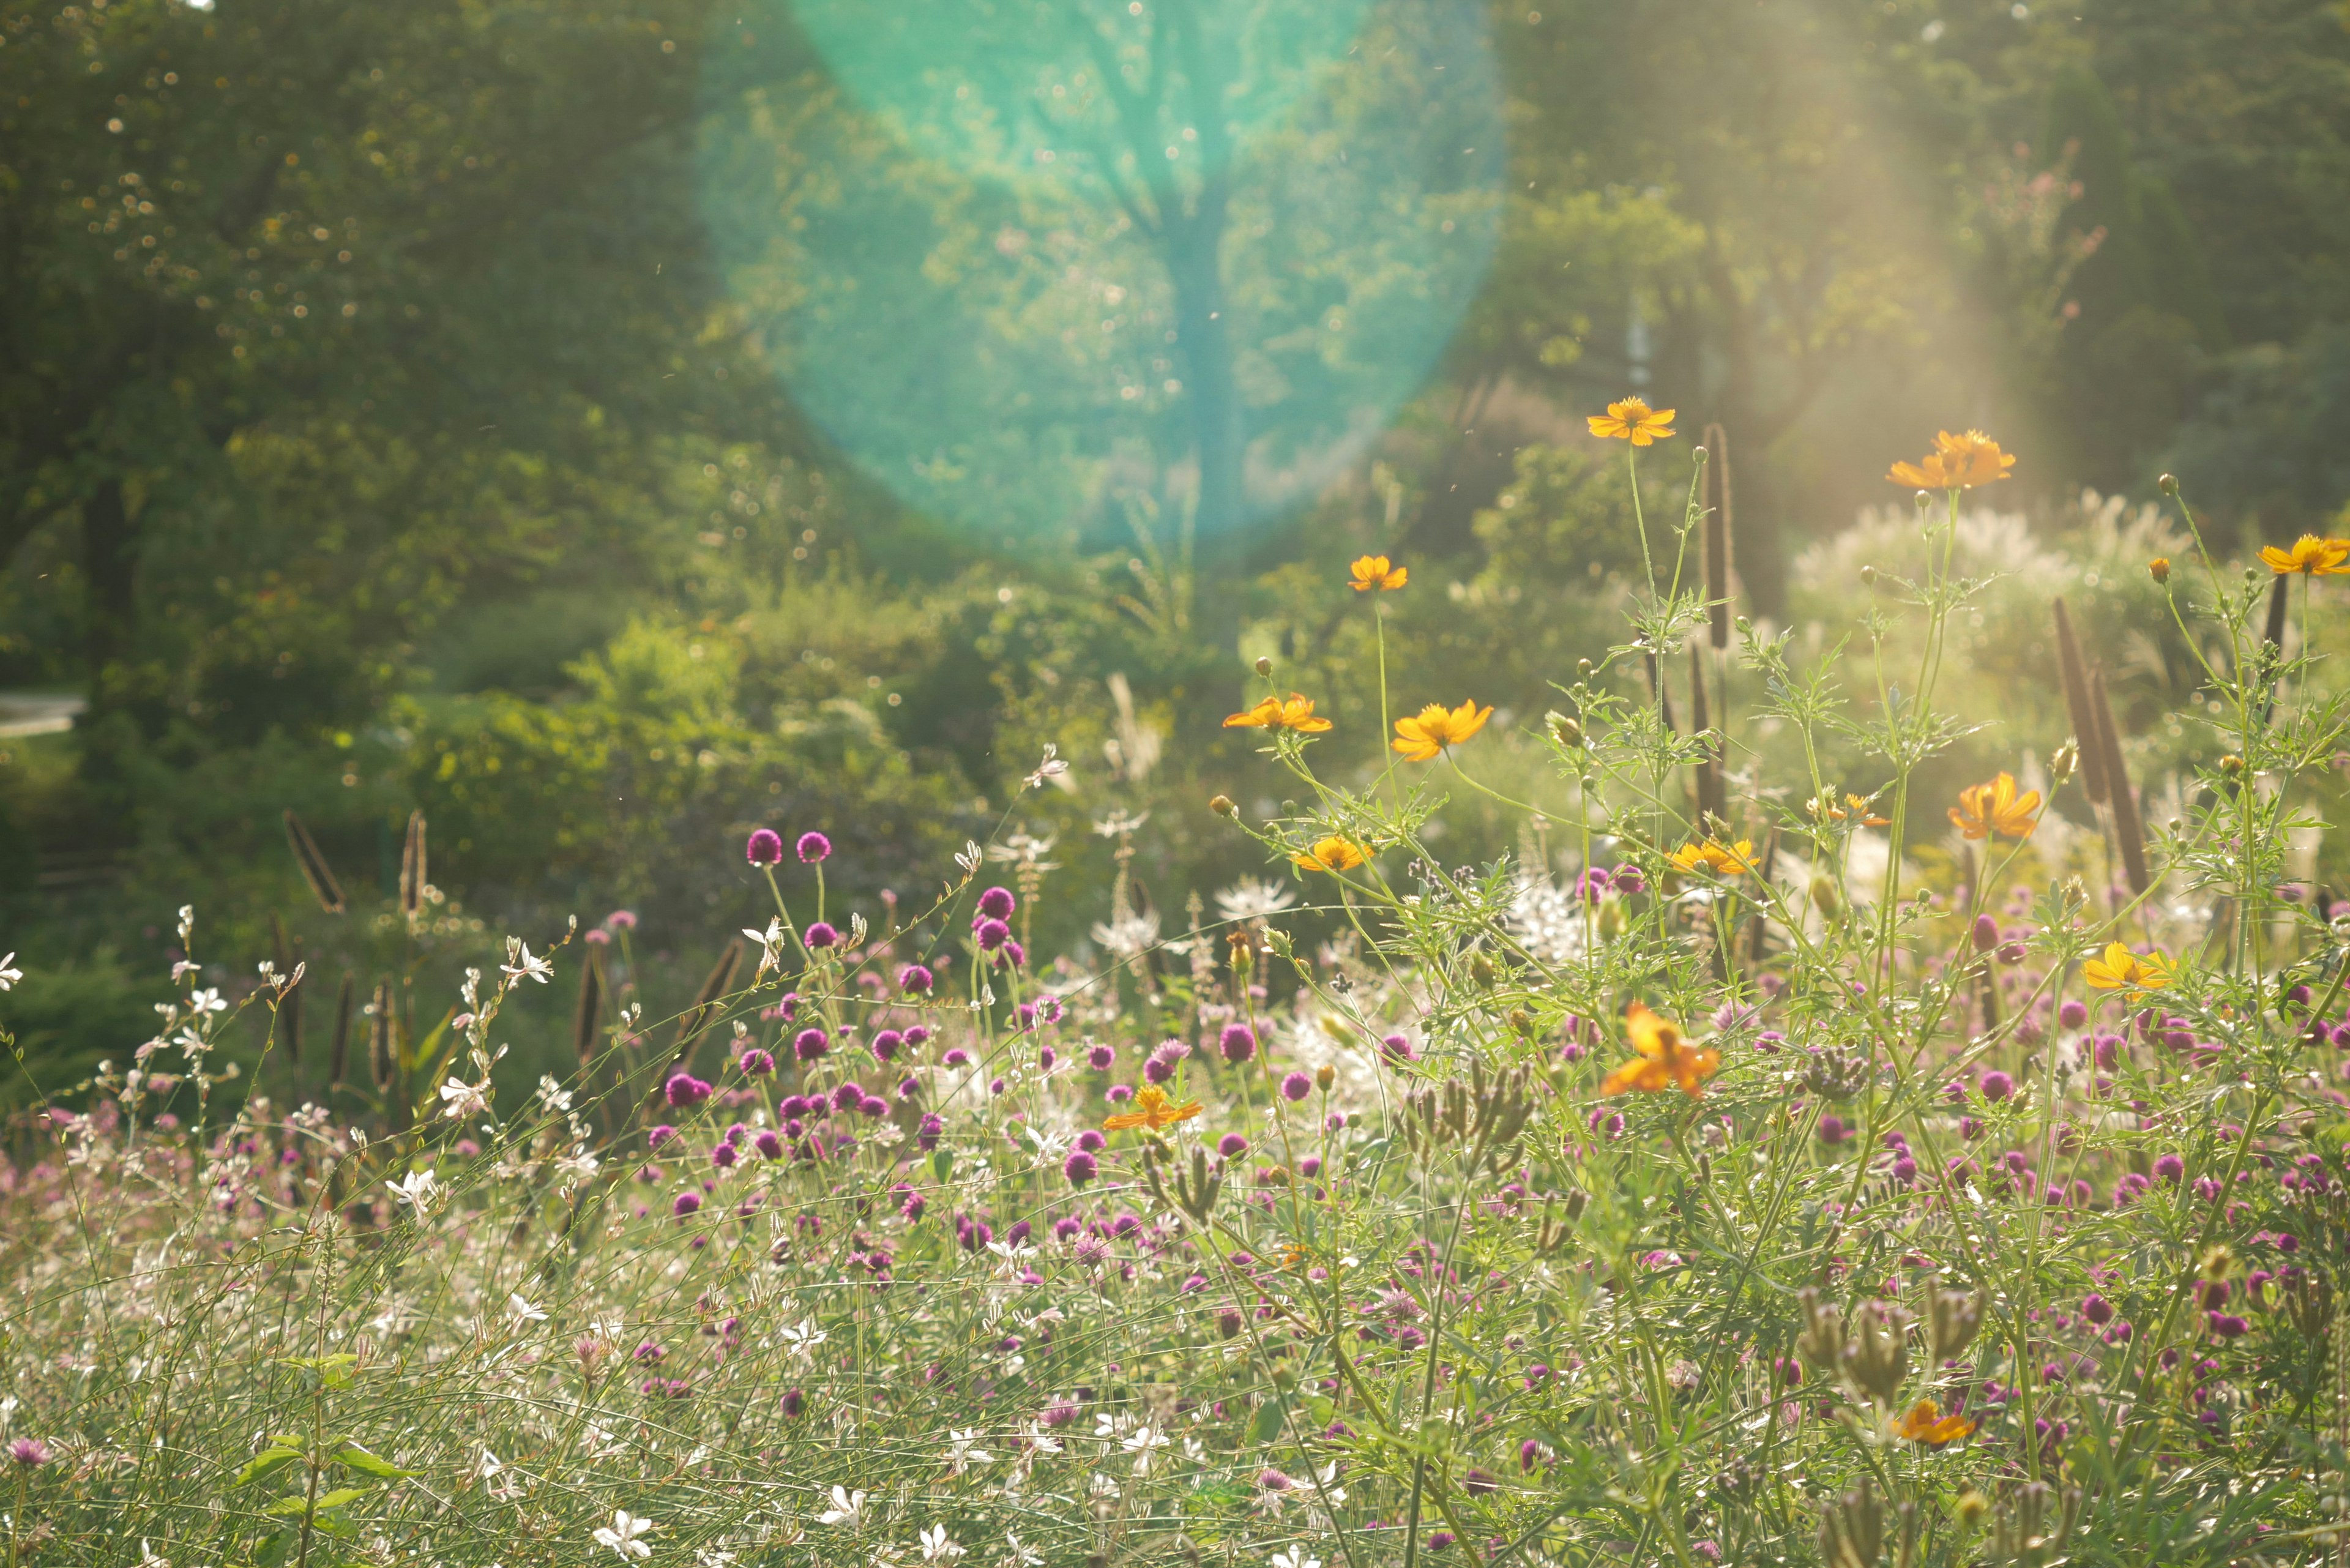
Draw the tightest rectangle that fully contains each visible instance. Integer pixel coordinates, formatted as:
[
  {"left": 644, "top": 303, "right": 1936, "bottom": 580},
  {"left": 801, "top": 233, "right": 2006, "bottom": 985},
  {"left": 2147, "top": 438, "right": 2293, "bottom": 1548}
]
[{"left": 6, "top": 415, "right": 2348, "bottom": 1568}]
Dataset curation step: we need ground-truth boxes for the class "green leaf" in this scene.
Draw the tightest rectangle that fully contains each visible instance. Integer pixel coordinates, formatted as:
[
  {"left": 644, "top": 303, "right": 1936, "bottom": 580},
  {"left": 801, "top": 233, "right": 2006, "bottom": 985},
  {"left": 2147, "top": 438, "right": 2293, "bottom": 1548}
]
[
  {"left": 329, "top": 1440, "right": 412, "bottom": 1480},
  {"left": 932, "top": 1149, "right": 954, "bottom": 1182},
  {"left": 264, "top": 1487, "right": 367, "bottom": 1517},
  {"left": 1250, "top": 1397, "right": 1286, "bottom": 1445},
  {"left": 233, "top": 1446, "right": 304, "bottom": 1487}
]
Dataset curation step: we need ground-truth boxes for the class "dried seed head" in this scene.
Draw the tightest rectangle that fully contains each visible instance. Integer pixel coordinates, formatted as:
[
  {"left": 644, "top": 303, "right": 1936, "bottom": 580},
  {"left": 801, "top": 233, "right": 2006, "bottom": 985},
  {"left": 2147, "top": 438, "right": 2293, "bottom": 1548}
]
[{"left": 1928, "top": 1287, "right": 1986, "bottom": 1365}]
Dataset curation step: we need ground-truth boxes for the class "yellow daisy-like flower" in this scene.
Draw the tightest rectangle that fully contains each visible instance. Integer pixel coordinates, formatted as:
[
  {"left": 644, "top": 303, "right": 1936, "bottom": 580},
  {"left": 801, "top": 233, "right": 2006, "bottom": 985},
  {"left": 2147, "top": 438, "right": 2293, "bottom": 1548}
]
[
  {"left": 1348, "top": 554, "right": 1409, "bottom": 592},
  {"left": 1948, "top": 772, "right": 2040, "bottom": 840},
  {"left": 1586, "top": 397, "right": 1677, "bottom": 446},
  {"left": 1391, "top": 699, "right": 1494, "bottom": 762},
  {"left": 2081, "top": 941, "right": 2173, "bottom": 993},
  {"left": 1222, "top": 693, "right": 1335, "bottom": 734},
  {"left": 1894, "top": 1398, "right": 1976, "bottom": 1449},
  {"left": 1887, "top": 430, "right": 2016, "bottom": 490},
  {"left": 1102, "top": 1084, "right": 1204, "bottom": 1133},
  {"left": 2258, "top": 535, "right": 2350, "bottom": 576},
  {"left": 1669, "top": 838, "right": 1758, "bottom": 876},
  {"left": 1292, "top": 836, "right": 1367, "bottom": 874},
  {"left": 1600, "top": 1002, "right": 1721, "bottom": 1099}
]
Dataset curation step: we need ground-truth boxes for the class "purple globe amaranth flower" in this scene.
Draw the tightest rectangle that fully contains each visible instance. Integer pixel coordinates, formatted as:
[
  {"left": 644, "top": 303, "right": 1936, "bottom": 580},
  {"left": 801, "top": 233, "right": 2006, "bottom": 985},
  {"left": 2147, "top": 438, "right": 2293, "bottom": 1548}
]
[
  {"left": 1612, "top": 862, "right": 1647, "bottom": 895},
  {"left": 870, "top": 1029, "right": 904, "bottom": 1062},
  {"left": 794, "top": 1027, "right": 830, "bottom": 1062},
  {"left": 942, "top": 1047, "right": 972, "bottom": 1068},
  {"left": 1216, "top": 1133, "right": 1249, "bottom": 1158},
  {"left": 917, "top": 1113, "right": 944, "bottom": 1151},
  {"left": 605, "top": 909, "right": 639, "bottom": 931},
  {"left": 2081, "top": 1293, "right": 2115, "bottom": 1325},
  {"left": 974, "top": 917, "right": 1010, "bottom": 952},
  {"left": 673, "top": 1191, "right": 703, "bottom": 1218},
  {"left": 746, "top": 827, "right": 785, "bottom": 865},
  {"left": 665, "top": 1073, "right": 714, "bottom": 1109},
  {"left": 711, "top": 1143, "right": 737, "bottom": 1170},
  {"left": 797, "top": 831, "right": 832, "bottom": 863},
  {"left": 1379, "top": 1033, "right": 1417, "bottom": 1066},
  {"left": 1816, "top": 1114, "right": 1849, "bottom": 1145},
  {"left": 1063, "top": 1149, "right": 1099, "bottom": 1186},
  {"left": 737, "top": 1048, "right": 775, "bottom": 1077},
  {"left": 977, "top": 885, "right": 1016, "bottom": 920},
  {"left": 832, "top": 1082, "right": 865, "bottom": 1112},
  {"left": 904, "top": 1025, "right": 931, "bottom": 1048},
  {"left": 753, "top": 1130, "right": 782, "bottom": 1160},
  {"left": 2155, "top": 1153, "right": 2185, "bottom": 1182},
  {"left": 1087, "top": 1042, "right": 1116, "bottom": 1070},
  {"left": 1219, "top": 1023, "right": 1258, "bottom": 1064},
  {"left": 780, "top": 1387, "right": 806, "bottom": 1419},
  {"left": 994, "top": 939, "right": 1026, "bottom": 969},
  {"left": 1075, "top": 1129, "right": 1106, "bottom": 1153},
  {"left": 1038, "top": 1045, "right": 1058, "bottom": 1070},
  {"left": 2057, "top": 997, "right": 2089, "bottom": 1029},
  {"left": 859, "top": 1096, "right": 889, "bottom": 1118},
  {"left": 649, "top": 1124, "right": 678, "bottom": 1151},
  {"left": 1106, "top": 1083, "right": 1134, "bottom": 1103},
  {"left": 1971, "top": 913, "right": 1999, "bottom": 953},
  {"left": 898, "top": 963, "right": 935, "bottom": 994},
  {"left": 1979, "top": 1070, "right": 2015, "bottom": 1103},
  {"left": 804, "top": 921, "right": 840, "bottom": 950},
  {"left": 1280, "top": 1070, "right": 1313, "bottom": 1102}
]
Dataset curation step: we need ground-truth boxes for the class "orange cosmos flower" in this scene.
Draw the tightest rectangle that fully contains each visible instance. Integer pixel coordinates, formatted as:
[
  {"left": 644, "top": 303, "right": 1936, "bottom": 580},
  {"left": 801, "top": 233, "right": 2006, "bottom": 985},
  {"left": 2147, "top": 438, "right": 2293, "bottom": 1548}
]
[
  {"left": 2081, "top": 941, "right": 2173, "bottom": 993},
  {"left": 1669, "top": 837, "right": 1758, "bottom": 876},
  {"left": 1292, "top": 835, "right": 1367, "bottom": 874},
  {"left": 1223, "top": 693, "right": 1335, "bottom": 733},
  {"left": 2258, "top": 535, "right": 2350, "bottom": 576},
  {"left": 1102, "top": 1084, "right": 1204, "bottom": 1133},
  {"left": 1587, "top": 397, "right": 1677, "bottom": 446},
  {"left": 1894, "top": 1399, "right": 1976, "bottom": 1448},
  {"left": 1812, "top": 793, "right": 1891, "bottom": 827},
  {"left": 1600, "top": 1002, "right": 1721, "bottom": 1098},
  {"left": 1349, "top": 554, "right": 1409, "bottom": 592},
  {"left": 1888, "top": 430, "right": 2016, "bottom": 490},
  {"left": 1948, "top": 772, "right": 2040, "bottom": 840},
  {"left": 1391, "top": 699, "right": 1494, "bottom": 762}
]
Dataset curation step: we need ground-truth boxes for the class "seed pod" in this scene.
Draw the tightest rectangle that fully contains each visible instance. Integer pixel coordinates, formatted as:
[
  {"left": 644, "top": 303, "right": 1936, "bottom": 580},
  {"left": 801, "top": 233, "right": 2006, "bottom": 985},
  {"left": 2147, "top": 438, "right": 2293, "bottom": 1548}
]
[
  {"left": 573, "top": 946, "right": 604, "bottom": 1068},
  {"left": 282, "top": 809, "right": 346, "bottom": 914},
  {"left": 2090, "top": 663, "right": 2150, "bottom": 895},
  {"left": 2051, "top": 599, "right": 2108, "bottom": 804},
  {"left": 398, "top": 808, "right": 427, "bottom": 920},
  {"left": 1701, "top": 422, "right": 1733, "bottom": 650},
  {"left": 1816, "top": 1475, "right": 1884, "bottom": 1568},
  {"left": 327, "top": 972, "right": 356, "bottom": 1087},
  {"left": 367, "top": 978, "right": 397, "bottom": 1092}
]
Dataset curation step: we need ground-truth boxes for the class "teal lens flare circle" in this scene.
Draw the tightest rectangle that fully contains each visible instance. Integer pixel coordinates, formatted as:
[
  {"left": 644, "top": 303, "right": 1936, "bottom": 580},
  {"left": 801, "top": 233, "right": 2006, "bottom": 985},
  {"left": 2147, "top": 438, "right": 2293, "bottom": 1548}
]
[{"left": 698, "top": 0, "right": 1503, "bottom": 544}]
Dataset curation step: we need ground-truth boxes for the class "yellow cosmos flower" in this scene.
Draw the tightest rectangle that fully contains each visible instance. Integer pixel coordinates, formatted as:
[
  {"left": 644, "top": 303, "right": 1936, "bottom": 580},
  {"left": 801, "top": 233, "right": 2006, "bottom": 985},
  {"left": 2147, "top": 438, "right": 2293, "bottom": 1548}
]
[
  {"left": 1888, "top": 430, "right": 2016, "bottom": 490},
  {"left": 1895, "top": 1399, "right": 1976, "bottom": 1448},
  {"left": 2081, "top": 941, "right": 2173, "bottom": 993},
  {"left": 1669, "top": 837, "right": 1758, "bottom": 876},
  {"left": 1949, "top": 772, "right": 2040, "bottom": 840},
  {"left": 2258, "top": 535, "right": 2350, "bottom": 576},
  {"left": 1391, "top": 699, "right": 1494, "bottom": 762},
  {"left": 1349, "top": 554, "right": 1409, "bottom": 592},
  {"left": 1600, "top": 1003, "right": 1721, "bottom": 1099},
  {"left": 1102, "top": 1084, "right": 1204, "bottom": 1133},
  {"left": 1223, "top": 693, "right": 1335, "bottom": 734},
  {"left": 1586, "top": 397, "right": 1677, "bottom": 446},
  {"left": 1292, "top": 835, "right": 1367, "bottom": 874}
]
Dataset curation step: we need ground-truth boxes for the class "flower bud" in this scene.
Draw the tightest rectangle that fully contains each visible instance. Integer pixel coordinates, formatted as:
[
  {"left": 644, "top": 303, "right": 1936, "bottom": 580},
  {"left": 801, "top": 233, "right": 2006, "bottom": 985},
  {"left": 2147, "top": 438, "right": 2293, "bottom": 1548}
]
[
  {"left": 2049, "top": 739, "right": 2078, "bottom": 785},
  {"left": 1469, "top": 952, "right": 1499, "bottom": 986},
  {"left": 2219, "top": 754, "right": 2244, "bottom": 777},
  {"left": 1254, "top": 655, "right": 1273, "bottom": 677},
  {"left": 1226, "top": 930, "right": 1253, "bottom": 974},
  {"left": 1507, "top": 1007, "right": 1534, "bottom": 1036},
  {"left": 1315, "top": 1063, "right": 1335, "bottom": 1092},
  {"left": 1810, "top": 875, "right": 1841, "bottom": 916},
  {"left": 2158, "top": 472, "right": 2179, "bottom": 496},
  {"left": 1859, "top": 564, "right": 1878, "bottom": 586},
  {"left": 1548, "top": 711, "right": 1583, "bottom": 747},
  {"left": 2148, "top": 556, "right": 2170, "bottom": 583},
  {"left": 1575, "top": 658, "right": 1594, "bottom": 679},
  {"left": 1209, "top": 794, "right": 1236, "bottom": 818}
]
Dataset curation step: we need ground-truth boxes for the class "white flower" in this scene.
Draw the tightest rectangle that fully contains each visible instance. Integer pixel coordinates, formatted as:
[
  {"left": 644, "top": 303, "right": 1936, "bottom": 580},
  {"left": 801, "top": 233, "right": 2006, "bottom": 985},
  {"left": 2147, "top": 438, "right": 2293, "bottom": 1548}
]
[
  {"left": 387, "top": 1169, "right": 442, "bottom": 1212},
  {"left": 1022, "top": 1423, "right": 1064, "bottom": 1456},
  {"left": 439, "top": 1077, "right": 491, "bottom": 1121},
  {"left": 779, "top": 1318, "right": 828, "bottom": 1361},
  {"left": 1121, "top": 1425, "right": 1169, "bottom": 1474},
  {"left": 695, "top": 1549, "right": 738, "bottom": 1567},
  {"left": 1002, "top": 1532, "right": 1043, "bottom": 1566},
  {"left": 1215, "top": 879, "right": 1299, "bottom": 921},
  {"left": 592, "top": 1510, "right": 657, "bottom": 1560},
  {"left": 501, "top": 939, "right": 553, "bottom": 985},
  {"left": 1270, "top": 1549, "right": 1322, "bottom": 1568},
  {"left": 0, "top": 953, "right": 22, "bottom": 991},
  {"left": 138, "top": 1542, "right": 170, "bottom": 1568},
  {"left": 919, "top": 1525, "right": 965, "bottom": 1562},
  {"left": 1091, "top": 910, "right": 1162, "bottom": 959},
  {"left": 1023, "top": 743, "right": 1069, "bottom": 791},
  {"left": 505, "top": 1293, "right": 548, "bottom": 1323},
  {"left": 742, "top": 919, "right": 786, "bottom": 982},
  {"left": 187, "top": 987, "right": 228, "bottom": 1015},
  {"left": 818, "top": 1486, "right": 867, "bottom": 1528},
  {"left": 946, "top": 1428, "right": 992, "bottom": 1472},
  {"left": 955, "top": 841, "right": 985, "bottom": 876}
]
